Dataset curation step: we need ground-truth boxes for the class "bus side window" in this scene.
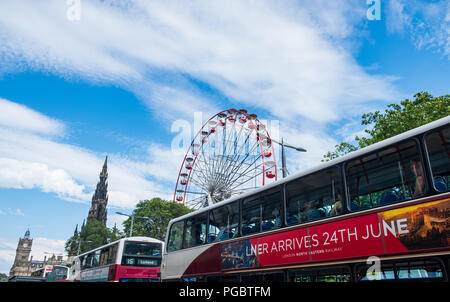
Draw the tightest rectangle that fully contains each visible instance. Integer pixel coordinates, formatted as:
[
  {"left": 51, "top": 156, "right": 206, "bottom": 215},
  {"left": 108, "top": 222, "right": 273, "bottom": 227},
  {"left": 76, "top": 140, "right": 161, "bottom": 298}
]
[
  {"left": 345, "top": 139, "right": 424, "bottom": 211},
  {"left": 80, "top": 256, "right": 86, "bottom": 269},
  {"left": 100, "top": 248, "right": 108, "bottom": 266},
  {"left": 261, "top": 188, "right": 282, "bottom": 232},
  {"left": 425, "top": 125, "right": 450, "bottom": 193},
  {"left": 184, "top": 213, "right": 207, "bottom": 248},
  {"left": 286, "top": 166, "right": 342, "bottom": 226},
  {"left": 107, "top": 244, "right": 118, "bottom": 264},
  {"left": 167, "top": 221, "right": 184, "bottom": 252},
  {"left": 84, "top": 253, "right": 93, "bottom": 269},
  {"left": 208, "top": 201, "right": 239, "bottom": 243},
  {"left": 241, "top": 196, "right": 261, "bottom": 235},
  {"left": 93, "top": 250, "right": 100, "bottom": 267},
  {"left": 241, "top": 188, "right": 282, "bottom": 236}
]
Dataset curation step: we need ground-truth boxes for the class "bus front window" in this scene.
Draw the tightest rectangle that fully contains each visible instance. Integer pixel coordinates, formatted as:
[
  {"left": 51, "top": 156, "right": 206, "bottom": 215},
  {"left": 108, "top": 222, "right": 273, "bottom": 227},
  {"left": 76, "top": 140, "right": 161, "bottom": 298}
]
[{"left": 121, "top": 241, "right": 162, "bottom": 267}]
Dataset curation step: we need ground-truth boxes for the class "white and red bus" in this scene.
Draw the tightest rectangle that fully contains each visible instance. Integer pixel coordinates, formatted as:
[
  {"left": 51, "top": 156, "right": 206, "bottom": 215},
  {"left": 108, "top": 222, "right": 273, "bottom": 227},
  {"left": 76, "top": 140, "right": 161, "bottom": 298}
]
[
  {"left": 71, "top": 236, "right": 163, "bottom": 282},
  {"left": 162, "top": 116, "right": 450, "bottom": 282}
]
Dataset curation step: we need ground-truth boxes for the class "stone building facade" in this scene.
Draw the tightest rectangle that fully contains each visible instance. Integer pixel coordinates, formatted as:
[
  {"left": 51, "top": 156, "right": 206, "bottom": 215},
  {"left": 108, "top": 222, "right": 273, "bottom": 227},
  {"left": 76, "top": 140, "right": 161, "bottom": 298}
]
[{"left": 9, "top": 229, "right": 65, "bottom": 278}]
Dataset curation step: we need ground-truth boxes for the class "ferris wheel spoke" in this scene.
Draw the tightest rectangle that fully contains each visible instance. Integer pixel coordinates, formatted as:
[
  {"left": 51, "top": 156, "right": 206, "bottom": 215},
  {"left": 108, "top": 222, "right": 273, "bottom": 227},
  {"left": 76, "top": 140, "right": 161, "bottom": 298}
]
[
  {"left": 185, "top": 194, "right": 208, "bottom": 208},
  {"left": 189, "top": 170, "right": 210, "bottom": 191},
  {"left": 209, "top": 126, "right": 242, "bottom": 180},
  {"left": 226, "top": 167, "right": 266, "bottom": 192},
  {"left": 211, "top": 131, "right": 258, "bottom": 189},
  {"left": 221, "top": 141, "right": 261, "bottom": 187},
  {"left": 224, "top": 157, "right": 264, "bottom": 190},
  {"left": 213, "top": 157, "right": 256, "bottom": 190}
]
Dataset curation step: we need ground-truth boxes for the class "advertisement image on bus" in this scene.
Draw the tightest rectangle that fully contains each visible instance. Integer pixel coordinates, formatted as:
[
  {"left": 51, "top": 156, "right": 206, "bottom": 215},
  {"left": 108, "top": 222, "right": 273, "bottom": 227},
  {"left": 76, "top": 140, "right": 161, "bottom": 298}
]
[{"left": 220, "top": 198, "right": 449, "bottom": 270}]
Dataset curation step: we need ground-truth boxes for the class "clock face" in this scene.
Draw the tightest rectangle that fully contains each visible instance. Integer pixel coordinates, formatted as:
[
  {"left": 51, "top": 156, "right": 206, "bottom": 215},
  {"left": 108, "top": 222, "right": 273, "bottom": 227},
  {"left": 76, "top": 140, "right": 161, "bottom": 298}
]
[{"left": 23, "top": 243, "right": 28, "bottom": 248}]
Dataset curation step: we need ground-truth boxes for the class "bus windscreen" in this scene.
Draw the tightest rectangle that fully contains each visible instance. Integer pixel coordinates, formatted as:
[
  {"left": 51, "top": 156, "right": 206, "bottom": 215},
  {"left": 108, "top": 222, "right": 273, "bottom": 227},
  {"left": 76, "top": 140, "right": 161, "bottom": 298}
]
[{"left": 121, "top": 241, "right": 162, "bottom": 267}]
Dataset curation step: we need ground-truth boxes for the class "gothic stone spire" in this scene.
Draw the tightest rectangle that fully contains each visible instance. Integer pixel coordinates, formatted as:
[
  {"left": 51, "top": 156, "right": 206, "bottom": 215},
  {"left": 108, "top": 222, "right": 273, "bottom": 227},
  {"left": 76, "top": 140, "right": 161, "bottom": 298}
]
[{"left": 87, "top": 156, "right": 108, "bottom": 225}]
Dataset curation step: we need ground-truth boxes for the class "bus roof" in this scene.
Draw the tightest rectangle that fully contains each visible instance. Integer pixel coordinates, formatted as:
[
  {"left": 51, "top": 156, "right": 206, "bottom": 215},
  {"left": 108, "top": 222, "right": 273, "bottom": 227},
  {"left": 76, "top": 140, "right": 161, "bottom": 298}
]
[
  {"left": 76, "top": 236, "right": 164, "bottom": 258},
  {"left": 169, "top": 115, "right": 450, "bottom": 224}
]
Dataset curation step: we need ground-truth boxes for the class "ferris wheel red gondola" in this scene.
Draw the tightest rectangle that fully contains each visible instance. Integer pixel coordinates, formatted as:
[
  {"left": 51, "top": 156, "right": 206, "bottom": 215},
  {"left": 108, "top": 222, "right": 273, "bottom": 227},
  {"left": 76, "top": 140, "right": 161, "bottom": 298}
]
[{"left": 173, "top": 109, "right": 278, "bottom": 210}]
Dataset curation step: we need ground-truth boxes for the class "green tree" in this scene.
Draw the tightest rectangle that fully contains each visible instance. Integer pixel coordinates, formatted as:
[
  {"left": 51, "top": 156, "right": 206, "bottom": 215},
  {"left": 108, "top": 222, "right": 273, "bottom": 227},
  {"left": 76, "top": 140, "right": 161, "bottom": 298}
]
[
  {"left": 65, "top": 224, "right": 80, "bottom": 256},
  {"left": 110, "top": 223, "right": 125, "bottom": 242},
  {"left": 122, "top": 197, "right": 193, "bottom": 241},
  {"left": 323, "top": 92, "right": 450, "bottom": 161},
  {"left": 80, "top": 219, "right": 111, "bottom": 252},
  {"left": 65, "top": 219, "right": 115, "bottom": 255}
]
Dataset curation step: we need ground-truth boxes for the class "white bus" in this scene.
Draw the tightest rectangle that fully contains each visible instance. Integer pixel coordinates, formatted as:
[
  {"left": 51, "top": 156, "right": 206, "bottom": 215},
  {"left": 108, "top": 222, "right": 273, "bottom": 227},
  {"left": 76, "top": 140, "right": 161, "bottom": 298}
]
[
  {"left": 162, "top": 116, "right": 450, "bottom": 282},
  {"left": 70, "top": 236, "right": 163, "bottom": 282}
]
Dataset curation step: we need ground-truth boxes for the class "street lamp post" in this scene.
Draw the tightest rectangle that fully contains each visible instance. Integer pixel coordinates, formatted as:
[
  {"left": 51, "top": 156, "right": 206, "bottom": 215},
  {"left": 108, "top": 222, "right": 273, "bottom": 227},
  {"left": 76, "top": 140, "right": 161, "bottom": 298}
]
[
  {"left": 76, "top": 240, "right": 92, "bottom": 256},
  {"left": 270, "top": 137, "right": 307, "bottom": 178},
  {"left": 116, "top": 212, "right": 151, "bottom": 237}
]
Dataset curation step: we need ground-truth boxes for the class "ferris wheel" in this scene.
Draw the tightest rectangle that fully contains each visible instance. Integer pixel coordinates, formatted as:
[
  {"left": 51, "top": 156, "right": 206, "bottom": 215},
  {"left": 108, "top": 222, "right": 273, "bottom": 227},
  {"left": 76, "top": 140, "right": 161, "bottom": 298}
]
[{"left": 174, "top": 109, "right": 278, "bottom": 210}]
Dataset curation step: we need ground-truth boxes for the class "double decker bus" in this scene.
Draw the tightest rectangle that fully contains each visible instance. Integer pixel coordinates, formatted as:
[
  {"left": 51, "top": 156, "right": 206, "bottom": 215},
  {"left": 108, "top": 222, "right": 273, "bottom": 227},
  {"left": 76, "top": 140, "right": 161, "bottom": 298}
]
[
  {"left": 70, "top": 236, "right": 163, "bottom": 282},
  {"left": 162, "top": 116, "right": 450, "bottom": 282}
]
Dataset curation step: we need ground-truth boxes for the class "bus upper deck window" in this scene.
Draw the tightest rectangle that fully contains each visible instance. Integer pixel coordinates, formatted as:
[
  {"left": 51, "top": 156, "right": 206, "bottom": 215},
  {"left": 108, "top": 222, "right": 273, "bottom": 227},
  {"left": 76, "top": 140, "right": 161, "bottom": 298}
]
[
  {"left": 286, "top": 167, "right": 342, "bottom": 226},
  {"left": 208, "top": 201, "right": 239, "bottom": 243},
  {"left": 345, "top": 139, "right": 424, "bottom": 211},
  {"left": 425, "top": 125, "right": 450, "bottom": 193},
  {"left": 184, "top": 213, "right": 207, "bottom": 248},
  {"left": 167, "top": 221, "right": 184, "bottom": 252},
  {"left": 241, "top": 188, "right": 282, "bottom": 236}
]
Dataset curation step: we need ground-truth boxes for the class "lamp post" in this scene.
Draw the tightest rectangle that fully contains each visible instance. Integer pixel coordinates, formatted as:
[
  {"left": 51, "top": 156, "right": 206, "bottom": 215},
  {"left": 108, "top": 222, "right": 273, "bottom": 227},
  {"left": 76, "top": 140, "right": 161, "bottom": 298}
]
[
  {"left": 270, "top": 137, "right": 307, "bottom": 178},
  {"left": 76, "top": 240, "right": 92, "bottom": 256},
  {"left": 115, "top": 212, "right": 151, "bottom": 237}
]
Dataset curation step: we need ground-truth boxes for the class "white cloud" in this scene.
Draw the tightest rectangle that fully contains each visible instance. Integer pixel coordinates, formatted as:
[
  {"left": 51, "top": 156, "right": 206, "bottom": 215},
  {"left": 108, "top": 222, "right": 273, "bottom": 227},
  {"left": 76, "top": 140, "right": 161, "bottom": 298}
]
[
  {"left": 0, "top": 239, "right": 16, "bottom": 274},
  {"left": 0, "top": 98, "right": 65, "bottom": 136},
  {"left": 277, "top": 123, "right": 338, "bottom": 174},
  {"left": 29, "top": 237, "right": 66, "bottom": 261},
  {"left": 0, "top": 0, "right": 424, "bottom": 212},
  {"left": 0, "top": 158, "right": 89, "bottom": 201},
  {"left": 385, "top": 0, "right": 450, "bottom": 58},
  {"left": 0, "top": 98, "right": 172, "bottom": 209},
  {"left": 386, "top": 0, "right": 411, "bottom": 35},
  {"left": 106, "top": 213, "right": 128, "bottom": 230},
  {"left": 3, "top": 208, "right": 26, "bottom": 217},
  {"left": 0, "top": 0, "right": 399, "bottom": 124}
]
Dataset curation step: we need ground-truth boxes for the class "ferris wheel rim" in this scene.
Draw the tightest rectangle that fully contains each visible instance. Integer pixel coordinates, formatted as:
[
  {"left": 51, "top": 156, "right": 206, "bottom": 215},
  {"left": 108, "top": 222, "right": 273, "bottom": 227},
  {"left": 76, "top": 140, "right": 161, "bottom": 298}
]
[{"left": 173, "top": 108, "right": 278, "bottom": 209}]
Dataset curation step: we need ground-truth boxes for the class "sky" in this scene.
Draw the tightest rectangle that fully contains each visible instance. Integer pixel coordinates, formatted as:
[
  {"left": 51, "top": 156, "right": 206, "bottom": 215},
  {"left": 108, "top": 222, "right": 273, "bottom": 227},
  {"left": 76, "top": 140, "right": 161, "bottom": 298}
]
[{"left": 0, "top": 0, "right": 449, "bottom": 275}]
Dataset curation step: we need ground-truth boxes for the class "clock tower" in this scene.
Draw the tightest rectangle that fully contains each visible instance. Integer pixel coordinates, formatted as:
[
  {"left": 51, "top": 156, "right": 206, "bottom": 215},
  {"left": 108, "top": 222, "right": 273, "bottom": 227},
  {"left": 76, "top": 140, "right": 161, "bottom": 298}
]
[{"left": 9, "top": 228, "right": 33, "bottom": 277}]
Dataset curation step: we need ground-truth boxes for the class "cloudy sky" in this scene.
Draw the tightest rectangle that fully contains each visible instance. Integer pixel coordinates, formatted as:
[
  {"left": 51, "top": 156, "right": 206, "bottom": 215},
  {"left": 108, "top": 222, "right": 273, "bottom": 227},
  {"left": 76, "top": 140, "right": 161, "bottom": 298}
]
[{"left": 0, "top": 0, "right": 449, "bottom": 274}]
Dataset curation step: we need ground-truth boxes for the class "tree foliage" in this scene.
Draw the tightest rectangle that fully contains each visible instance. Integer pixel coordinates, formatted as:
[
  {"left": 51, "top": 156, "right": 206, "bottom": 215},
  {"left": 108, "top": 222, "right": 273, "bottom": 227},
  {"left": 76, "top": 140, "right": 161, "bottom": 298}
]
[
  {"left": 122, "top": 197, "right": 193, "bottom": 241},
  {"left": 65, "top": 198, "right": 190, "bottom": 256},
  {"left": 323, "top": 92, "right": 450, "bottom": 161},
  {"left": 65, "top": 219, "right": 124, "bottom": 256}
]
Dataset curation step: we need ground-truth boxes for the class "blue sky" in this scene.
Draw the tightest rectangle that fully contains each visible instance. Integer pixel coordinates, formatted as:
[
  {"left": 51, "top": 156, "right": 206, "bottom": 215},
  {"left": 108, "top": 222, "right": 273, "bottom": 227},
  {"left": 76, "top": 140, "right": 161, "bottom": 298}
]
[{"left": 0, "top": 0, "right": 449, "bottom": 274}]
